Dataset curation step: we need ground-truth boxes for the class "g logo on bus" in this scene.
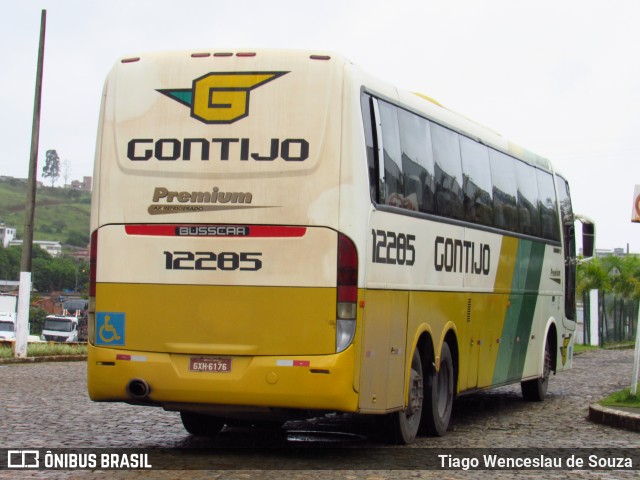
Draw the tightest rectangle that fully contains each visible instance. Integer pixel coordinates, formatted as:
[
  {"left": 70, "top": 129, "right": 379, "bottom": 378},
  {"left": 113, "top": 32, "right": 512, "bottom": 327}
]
[{"left": 158, "top": 72, "right": 288, "bottom": 124}]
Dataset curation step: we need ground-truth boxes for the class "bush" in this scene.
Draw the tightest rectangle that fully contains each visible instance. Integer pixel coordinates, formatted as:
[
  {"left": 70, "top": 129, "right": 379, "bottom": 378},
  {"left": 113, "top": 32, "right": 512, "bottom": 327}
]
[{"left": 29, "top": 306, "right": 48, "bottom": 336}]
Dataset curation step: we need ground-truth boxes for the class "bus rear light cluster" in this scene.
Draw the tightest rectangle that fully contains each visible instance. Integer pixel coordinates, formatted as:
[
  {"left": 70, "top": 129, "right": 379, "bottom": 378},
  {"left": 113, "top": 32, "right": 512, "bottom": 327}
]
[
  {"left": 88, "top": 230, "right": 98, "bottom": 346},
  {"left": 89, "top": 230, "right": 98, "bottom": 298},
  {"left": 336, "top": 233, "right": 358, "bottom": 352}
]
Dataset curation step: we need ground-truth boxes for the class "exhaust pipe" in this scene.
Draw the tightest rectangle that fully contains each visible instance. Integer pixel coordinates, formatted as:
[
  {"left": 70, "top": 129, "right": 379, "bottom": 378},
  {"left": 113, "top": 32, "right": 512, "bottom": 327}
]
[{"left": 126, "top": 378, "right": 151, "bottom": 401}]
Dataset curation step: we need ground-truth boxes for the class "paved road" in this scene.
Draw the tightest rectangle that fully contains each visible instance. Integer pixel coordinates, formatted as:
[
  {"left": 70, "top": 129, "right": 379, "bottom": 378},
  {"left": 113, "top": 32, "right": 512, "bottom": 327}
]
[{"left": 1, "top": 348, "right": 639, "bottom": 479}]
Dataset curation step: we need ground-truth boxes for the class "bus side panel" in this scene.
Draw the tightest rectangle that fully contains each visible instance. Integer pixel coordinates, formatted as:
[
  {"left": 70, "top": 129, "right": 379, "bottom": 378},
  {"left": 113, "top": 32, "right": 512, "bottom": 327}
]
[
  {"left": 492, "top": 240, "right": 548, "bottom": 385},
  {"left": 358, "top": 289, "right": 408, "bottom": 412}
]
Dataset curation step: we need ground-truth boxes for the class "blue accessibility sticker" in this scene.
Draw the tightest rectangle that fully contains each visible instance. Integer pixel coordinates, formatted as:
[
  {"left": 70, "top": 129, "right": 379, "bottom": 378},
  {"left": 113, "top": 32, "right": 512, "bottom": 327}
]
[{"left": 96, "top": 312, "right": 125, "bottom": 346}]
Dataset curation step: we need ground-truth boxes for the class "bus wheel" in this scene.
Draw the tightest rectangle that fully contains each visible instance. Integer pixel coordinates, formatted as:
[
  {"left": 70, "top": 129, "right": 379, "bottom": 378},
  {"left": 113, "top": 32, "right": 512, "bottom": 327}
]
[
  {"left": 387, "top": 348, "right": 424, "bottom": 444},
  {"left": 521, "top": 338, "right": 551, "bottom": 401},
  {"left": 180, "top": 411, "right": 225, "bottom": 436},
  {"left": 423, "top": 342, "right": 454, "bottom": 436}
]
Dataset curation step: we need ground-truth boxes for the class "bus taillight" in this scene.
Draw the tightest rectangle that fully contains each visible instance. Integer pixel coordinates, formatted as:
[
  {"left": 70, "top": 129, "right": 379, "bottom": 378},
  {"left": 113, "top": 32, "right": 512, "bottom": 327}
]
[
  {"left": 89, "top": 230, "right": 98, "bottom": 297},
  {"left": 336, "top": 233, "right": 358, "bottom": 352}
]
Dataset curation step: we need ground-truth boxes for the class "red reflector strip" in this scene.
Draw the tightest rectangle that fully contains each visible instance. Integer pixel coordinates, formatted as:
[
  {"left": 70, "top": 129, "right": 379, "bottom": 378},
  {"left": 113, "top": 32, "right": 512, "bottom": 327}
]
[
  {"left": 116, "top": 354, "right": 147, "bottom": 362},
  {"left": 276, "top": 360, "right": 310, "bottom": 367},
  {"left": 124, "top": 225, "right": 307, "bottom": 238}
]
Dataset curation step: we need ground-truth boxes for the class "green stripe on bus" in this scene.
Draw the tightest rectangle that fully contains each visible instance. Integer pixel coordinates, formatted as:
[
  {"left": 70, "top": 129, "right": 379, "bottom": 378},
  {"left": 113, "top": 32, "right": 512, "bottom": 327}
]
[{"left": 492, "top": 240, "right": 546, "bottom": 384}]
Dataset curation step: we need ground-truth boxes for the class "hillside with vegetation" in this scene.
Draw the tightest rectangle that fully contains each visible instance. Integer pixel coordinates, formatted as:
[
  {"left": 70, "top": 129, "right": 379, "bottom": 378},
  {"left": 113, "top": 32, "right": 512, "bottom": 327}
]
[
  {"left": 0, "top": 177, "right": 90, "bottom": 293},
  {"left": 0, "top": 176, "right": 90, "bottom": 247}
]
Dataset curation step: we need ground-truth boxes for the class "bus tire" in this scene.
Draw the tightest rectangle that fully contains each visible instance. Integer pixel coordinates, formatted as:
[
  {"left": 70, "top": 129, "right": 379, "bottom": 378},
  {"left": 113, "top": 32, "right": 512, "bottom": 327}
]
[
  {"left": 386, "top": 347, "right": 424, "bottom": 444},
  {"left": 521, "top": 337, "right": 552, "bottom": 401},
  {"left": 422, "top": 341, "right": 454, "bottom": 436},
  {"left": 180, "top": 411, "right": 225, "bottom": 436}
]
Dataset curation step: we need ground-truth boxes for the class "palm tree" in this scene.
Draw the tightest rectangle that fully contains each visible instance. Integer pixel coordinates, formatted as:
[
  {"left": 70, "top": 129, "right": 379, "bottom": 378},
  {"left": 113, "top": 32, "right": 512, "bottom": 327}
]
[
  {"left": 577, "top": 257, "right": 609, "bottom": 297},
  {"left": 579, "top": 255, "right": 640, "bottom": 344},
  {"left": 577, "top": 257, "right": 610, "bottom": 345},
  {"left": 603, "top": 255, "right": 640, "bottom": 341}
]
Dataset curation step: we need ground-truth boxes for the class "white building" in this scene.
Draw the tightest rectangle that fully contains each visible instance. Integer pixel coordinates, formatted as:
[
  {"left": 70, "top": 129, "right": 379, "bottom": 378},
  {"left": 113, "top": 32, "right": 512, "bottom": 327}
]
[
  {"left": 9, "top": 240, "right": 62, "bottom": 257},
  {"left": 0, "top": 224, "right": 16, "bottom": 248}
]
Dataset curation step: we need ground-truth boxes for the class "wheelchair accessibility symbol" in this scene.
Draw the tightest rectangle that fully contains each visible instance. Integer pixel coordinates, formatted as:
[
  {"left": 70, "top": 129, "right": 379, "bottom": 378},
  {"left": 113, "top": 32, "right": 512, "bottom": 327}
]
[{"left": 96, "top": 312, "right": 125, "bottom": 346}]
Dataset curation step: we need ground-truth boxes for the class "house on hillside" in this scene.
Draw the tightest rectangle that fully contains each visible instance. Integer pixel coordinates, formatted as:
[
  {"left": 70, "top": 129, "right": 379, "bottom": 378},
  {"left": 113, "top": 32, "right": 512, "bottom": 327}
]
[
  {"left": 0, "top": 223, "right": 16, "bottom": 248},
  {"left": 9, "top": 240, "right": 62, "bottom": 257},
  {"left": 67, "top": 176, "right": 92, "bottom": 192}
]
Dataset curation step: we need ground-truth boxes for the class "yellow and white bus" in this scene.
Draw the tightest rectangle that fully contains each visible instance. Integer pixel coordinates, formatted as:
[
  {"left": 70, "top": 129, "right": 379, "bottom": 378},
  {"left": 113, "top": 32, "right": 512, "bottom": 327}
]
[{"left": 88, "top": 49, "right": 594, "bottom": 444}]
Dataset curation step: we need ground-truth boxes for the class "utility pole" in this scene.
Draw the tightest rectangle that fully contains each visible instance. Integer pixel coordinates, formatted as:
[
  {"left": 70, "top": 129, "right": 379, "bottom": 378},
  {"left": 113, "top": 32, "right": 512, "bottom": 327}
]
[{"left": 15, "top": 10, "right": 46, "bottom": 358}]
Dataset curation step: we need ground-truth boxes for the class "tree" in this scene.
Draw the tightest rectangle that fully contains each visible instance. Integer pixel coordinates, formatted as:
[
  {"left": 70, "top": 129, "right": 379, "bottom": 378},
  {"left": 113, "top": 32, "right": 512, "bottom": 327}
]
[
  {"left": 0, "top": 243, "right": 89, "bottom": 293},
  {"left": 62, "top": 158, "right": 71, "bottom": 187},
  {"left": 65, "top": 229, "right": 89, "bottom": 248},
  {"left": 42, "top": 149, "right": 61, "bottom": 187},
  {"left": 577, "top": 255, "right": 640, "bottom": 344},
  {"left": 577, "top": 257, "right": 609, "bottom": 297},
  {"left": 0, "top": 245, "right": 22, "bottom": 280},
  {"left": 602, "top": 255, "right": 640, "bottom": 301},
  {"left": 29, "top": 305, "right": 48, "bottom": 336}
]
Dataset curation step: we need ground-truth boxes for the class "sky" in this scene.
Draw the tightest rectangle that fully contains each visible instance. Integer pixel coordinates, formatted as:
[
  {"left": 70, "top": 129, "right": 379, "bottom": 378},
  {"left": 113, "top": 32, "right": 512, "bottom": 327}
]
[{"left": 1, "top": 0, "right": 640, "bottom": 251}]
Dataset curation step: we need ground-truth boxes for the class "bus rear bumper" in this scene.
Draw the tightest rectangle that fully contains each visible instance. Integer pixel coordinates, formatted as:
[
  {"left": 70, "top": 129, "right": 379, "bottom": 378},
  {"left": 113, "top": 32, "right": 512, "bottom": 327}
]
[{"left": 87, "top": 345, "right": 359, "bottom": 413}]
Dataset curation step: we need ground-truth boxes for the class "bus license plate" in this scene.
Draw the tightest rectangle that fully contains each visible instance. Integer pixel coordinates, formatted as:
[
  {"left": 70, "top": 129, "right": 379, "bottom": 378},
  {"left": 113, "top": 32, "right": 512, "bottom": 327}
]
[{"left": 189, "top": 357, "right": 231, "bottom": 373}]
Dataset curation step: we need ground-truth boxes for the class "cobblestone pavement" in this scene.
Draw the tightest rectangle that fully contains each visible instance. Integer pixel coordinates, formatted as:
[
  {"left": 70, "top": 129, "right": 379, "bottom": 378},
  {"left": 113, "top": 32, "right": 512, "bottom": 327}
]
[{"left": 1, "top": 348, "right": 639, "bottom": 479}]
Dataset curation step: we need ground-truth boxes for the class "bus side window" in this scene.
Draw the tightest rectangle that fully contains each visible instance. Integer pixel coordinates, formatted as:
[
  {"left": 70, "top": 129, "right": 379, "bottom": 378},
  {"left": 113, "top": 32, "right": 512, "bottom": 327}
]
[
  {"left": 460, "top": 136, "right": 493, "bottom": 226},
  {"left": 515, "top": 161, "right": 541, "bottom": 237},
  {"left": 398, "top": 108, "right": 435, "bottom": 213},
  {"left": 536, "top": 170, "right": 560, "bottom": 241},
  {"left": 557, "top": 175, "right": 576, "bottom": 320},
  {"left": 377, "top": 101, "right": 404, "bottom": 207},
  {"left": 431, "top": 124, "right": 464, "bottom": 220},
  {"left": 360, "top": 94, "right": 379, "bottom": 203},
  {"left": 489, "top": 150, "right": 518, "bottom": 233}
]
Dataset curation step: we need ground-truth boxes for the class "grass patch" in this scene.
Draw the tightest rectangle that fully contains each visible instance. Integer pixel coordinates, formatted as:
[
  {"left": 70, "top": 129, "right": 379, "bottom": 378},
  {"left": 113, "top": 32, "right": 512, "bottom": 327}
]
[
  {"left": 600, "top": 388, "right": 640, "bottom": 408},
  {"left": 574, "top": 344, "right": 600, "bottom": 354},
  {"left": 0, "top": 342, "right": 87, "bottom": 358}
]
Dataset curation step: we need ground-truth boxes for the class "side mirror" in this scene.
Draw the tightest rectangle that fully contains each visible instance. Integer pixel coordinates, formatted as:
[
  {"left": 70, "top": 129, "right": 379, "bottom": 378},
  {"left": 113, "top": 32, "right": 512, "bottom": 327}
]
[{"left": 575, "top": 214, "right": 595, "bottom": 258}]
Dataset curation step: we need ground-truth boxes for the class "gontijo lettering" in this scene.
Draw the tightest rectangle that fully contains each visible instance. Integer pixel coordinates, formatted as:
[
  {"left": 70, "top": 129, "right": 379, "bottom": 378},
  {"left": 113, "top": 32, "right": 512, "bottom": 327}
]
[
  {"left": 127, "top": 137, "right": 309, "bottom": 162},
  {"left": 434, "top": 236, "right": 491, "bottom": 275}
]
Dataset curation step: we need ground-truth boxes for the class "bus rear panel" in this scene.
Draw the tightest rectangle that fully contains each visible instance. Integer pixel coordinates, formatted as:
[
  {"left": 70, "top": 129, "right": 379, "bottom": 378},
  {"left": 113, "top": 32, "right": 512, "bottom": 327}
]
[{"left": 88, "top": 50, "right": 360, "bottom": 416}]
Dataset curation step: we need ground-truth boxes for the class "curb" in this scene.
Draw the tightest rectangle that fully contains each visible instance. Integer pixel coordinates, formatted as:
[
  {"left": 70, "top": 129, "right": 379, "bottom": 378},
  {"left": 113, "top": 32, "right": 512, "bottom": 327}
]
[
  {"left": 588, "top": 403, "right": 640, "bottom": 432},
  {"left": 0, "top": 355, "right": 87, "bottom": 365}
]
